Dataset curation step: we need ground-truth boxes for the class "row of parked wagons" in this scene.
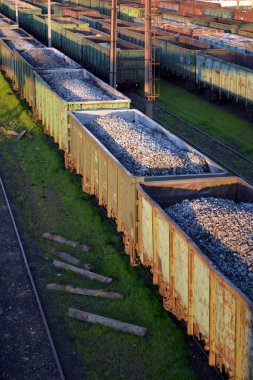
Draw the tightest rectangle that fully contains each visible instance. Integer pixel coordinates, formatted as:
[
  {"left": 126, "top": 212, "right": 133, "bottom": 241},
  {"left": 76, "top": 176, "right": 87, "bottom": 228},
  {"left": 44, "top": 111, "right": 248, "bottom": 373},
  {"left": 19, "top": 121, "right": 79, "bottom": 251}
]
[
  {"left": 3, "top": 0, "right": 253, "bottom": 113},
  {"left": 0, "top": 12, "right": 252, "bottom": 380}
]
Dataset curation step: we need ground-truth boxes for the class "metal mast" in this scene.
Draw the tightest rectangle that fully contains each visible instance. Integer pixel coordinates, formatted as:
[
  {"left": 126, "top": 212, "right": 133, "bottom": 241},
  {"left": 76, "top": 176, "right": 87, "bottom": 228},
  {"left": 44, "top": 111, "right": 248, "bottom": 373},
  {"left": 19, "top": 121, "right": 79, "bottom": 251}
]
[
  {"left": 48, "top": 0, "right": 52, "bottom": 47},
  {"left": 15, "top": 0, "right": 19, "bottom": 24},
  {"left": 109, "top": 0, "right": 117, "bottom": 88},
  {"left": 145, "top": 0, "right": 153, "bottom": 118}
]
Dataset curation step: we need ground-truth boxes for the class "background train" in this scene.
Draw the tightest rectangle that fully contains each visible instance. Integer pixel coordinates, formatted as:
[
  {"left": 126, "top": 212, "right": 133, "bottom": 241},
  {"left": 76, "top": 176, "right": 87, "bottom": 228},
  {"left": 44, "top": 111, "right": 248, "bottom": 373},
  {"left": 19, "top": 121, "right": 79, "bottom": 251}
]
[{"left": 1, "top": 0, "right": 253, "bottom": 114}]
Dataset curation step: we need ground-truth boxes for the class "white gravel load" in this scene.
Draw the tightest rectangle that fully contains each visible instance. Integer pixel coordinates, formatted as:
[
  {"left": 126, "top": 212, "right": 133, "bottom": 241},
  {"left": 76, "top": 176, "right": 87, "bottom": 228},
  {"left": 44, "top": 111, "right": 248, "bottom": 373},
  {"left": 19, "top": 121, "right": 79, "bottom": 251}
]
[
  {"left": 0, "top": 29, "right": 29, "bottom": 38},
  {"left": 85, "top": 114, "right": 209, "bottom": 176},
  {"left": 5, "top": 39, "right": 44, "bottom": 51},
  {"left": 20, "top": 48, "right": 78, "bottom": 69},
  {"left": 166, "top": 197, "right": 253, "bottom": 300},
  {"left": 41, "top": 72, "right": 113, "bottom": 102}
]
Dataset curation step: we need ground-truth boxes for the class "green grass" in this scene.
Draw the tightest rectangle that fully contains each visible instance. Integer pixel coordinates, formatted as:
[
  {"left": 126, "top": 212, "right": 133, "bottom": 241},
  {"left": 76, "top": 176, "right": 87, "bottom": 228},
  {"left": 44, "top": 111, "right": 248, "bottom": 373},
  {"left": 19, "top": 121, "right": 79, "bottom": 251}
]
[
  {"left": 0, "top": 73, "right": 202, "bottom": 379},
  {"left": 156, "top": 79, "right": 253, "bottom": 160}
]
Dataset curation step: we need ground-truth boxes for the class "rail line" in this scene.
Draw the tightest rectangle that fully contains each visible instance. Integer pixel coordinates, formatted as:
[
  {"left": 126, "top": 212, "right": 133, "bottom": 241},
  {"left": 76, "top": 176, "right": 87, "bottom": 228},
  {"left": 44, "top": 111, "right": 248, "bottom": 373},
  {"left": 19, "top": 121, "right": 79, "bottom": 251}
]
[
  {"left": 128, "top": 92, "right": 253, "bottom": 186},
  {"left": 0, "top": 176, "right": 65, "bottom": 380}
]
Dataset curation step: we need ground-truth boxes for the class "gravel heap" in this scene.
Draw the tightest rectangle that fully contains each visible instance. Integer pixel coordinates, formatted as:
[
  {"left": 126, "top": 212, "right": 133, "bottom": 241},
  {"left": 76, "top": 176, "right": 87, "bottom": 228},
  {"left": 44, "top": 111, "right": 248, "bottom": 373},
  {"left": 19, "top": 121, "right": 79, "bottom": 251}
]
[
  {"left": 166, "top": 197, "right": 253, "bottom": 300},
  {"left": 42, "top": 72, "right": 113, "bottom": 102},
  {"left": 5, "top": 39, "right": 44, "bottom": 51},
  {"left": 0, "top": 19, "right": 12, "bottom": 25},
  {"left": 20, "top": 48, "right": 78, "bottom": 69},
  {"left": 85, "top": 114, "right": 209, "bottom": 176},
  {"left": 0, "top": 29, "right": 28, "bottom": 38}
]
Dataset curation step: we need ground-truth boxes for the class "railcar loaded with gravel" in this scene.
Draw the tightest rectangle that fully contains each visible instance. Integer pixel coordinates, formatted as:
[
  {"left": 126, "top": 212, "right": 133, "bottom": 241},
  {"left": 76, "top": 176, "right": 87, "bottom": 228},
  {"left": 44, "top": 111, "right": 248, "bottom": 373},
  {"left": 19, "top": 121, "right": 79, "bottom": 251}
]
[
  {"left": 13, "top": 47, "right": 81, "bottom": 109},
  {"left": 0, "top": 27, "right": 32, "bottom": 39},
  {"left": 0, "top": 0, "right": 42, "bottom": 32},
  {"left": 34, "top": 69, "right": 131, "bottom": 151},
  {"left": 0, "top": 13, "right": 17, "bottom": 29},
  {"left": 0, "top": 37, "right": 44, "bottom": 80},
  {"left": 137, "top": 176, "right": 253, "bottom": 380},
  {"left": 68, "top": 109, "right": 226, "bottom": 258},
  {"left": 196, "top": 49, "right": 253, "bottom": 111}
]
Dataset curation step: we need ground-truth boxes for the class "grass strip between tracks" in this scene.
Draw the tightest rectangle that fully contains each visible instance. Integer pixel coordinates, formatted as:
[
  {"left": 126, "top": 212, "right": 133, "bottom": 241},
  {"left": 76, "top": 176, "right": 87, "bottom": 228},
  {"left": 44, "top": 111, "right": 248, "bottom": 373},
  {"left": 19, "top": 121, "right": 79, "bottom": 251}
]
[
  {"left": 0, "top": 72, "right": 205, "bottom": 380},
  {"left": 156, "top": 79, "right": 253, "bottom": 160}
]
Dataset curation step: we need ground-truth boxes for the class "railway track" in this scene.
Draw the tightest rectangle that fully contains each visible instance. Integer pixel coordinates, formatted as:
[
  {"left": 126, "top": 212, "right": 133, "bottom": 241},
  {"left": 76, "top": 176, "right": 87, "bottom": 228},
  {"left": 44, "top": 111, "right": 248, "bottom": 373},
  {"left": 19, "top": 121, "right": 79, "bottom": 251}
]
[
  {"left": 128, "top": 92, "right": 253, "bottom": 185},
  {"left": 0, "top": 176, "right": 65, "bottom": 380}
]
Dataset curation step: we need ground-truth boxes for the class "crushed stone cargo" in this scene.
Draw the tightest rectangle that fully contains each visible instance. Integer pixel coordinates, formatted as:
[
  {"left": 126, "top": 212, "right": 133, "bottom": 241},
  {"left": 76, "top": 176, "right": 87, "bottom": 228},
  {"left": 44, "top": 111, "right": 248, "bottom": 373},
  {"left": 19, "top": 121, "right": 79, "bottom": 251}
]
[
  {"left": 85, "top": 114, "right": 210, "bottom": 176},
  {"left": 20, "top": 48, "right": 78, "bottom": 69},
  {"left": 0, "top": 19, "right": 13, "bottom": 25},
  {"left": 4, "top": 39, "right": 44, "bottom": 50},
  {"left": 166, "top": 197, "right": 253, "bottom": 300},
  {"left": 41, "top": 72, "right": 115, "bottom": 102},
  {"left": 0, "top": 29, "right": 29, "bottom": 38}
]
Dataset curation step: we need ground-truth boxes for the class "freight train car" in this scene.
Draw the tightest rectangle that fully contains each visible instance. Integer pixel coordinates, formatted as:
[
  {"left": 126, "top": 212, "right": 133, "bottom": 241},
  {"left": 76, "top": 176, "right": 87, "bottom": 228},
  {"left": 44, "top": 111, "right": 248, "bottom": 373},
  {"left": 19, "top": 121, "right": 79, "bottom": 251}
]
[
  {"left": 199, "top": 32, "right": 253, "bottom": 54},
  {"left": 137, "top": 176, "right": 253, "bottom": 380},
  {"left": 1, "top": 0, "right": 42, "bottom": 32},
  {"left": 0, "top": 37, "right": 44, "bottom": 79},
  {"left": 98, "top": 24, "right": 214, "bottom": 85},
  {"left": 154, "top": 35, "right": 215, "bottom": 84},
  {"left": 34, "top": 69, "right": 131, "bottom": 151},
  {"left": 68, "top": 109, "right": 226, "bottom": 255},
  {"left": 61, "top": 28, "right": 145, "bottom": 86},
  {"left": 29, "top": 14, "right": 88, "bottom": 49},
  {"left": 0, "top": 12, "right": 18, "bottom": 28},
  {"left": 196, "top": 49, "right": 253, "bottom": 112},
  {"left": 13, "top": 47, "right": 80, "bottom": 109}
]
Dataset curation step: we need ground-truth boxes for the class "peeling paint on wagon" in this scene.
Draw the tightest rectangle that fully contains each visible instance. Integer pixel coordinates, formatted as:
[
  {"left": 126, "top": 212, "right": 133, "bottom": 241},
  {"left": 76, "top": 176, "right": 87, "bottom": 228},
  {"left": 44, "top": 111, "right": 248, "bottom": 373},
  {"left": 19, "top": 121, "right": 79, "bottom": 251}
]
[{"left": 137, "top": 177, "right": 253, "bottom": 379}]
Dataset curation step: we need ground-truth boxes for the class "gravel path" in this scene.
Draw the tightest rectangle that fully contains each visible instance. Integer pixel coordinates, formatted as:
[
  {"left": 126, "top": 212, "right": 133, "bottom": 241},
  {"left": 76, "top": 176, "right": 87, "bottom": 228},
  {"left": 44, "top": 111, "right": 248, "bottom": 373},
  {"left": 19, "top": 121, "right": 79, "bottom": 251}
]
[
  {"left": 5, "top": 39, "right": 44, "bottom": 51},
  {"left": 86, "top": 114, "right": 209, "bottom": 176},
  {"left": 0, "top": 29, "right": 29, "bottom": 38},
  {"left": 166, "top": 197, "right": 253, "bottom": 300},
  {"left": 20, "top": 48, "right": 78, "bottom": 69},
  {"left": 42, "top": 71, "right": 113, "bottom": 102},
  {"left": 0, "top": 186, "right": 60, "bottom": 379}
]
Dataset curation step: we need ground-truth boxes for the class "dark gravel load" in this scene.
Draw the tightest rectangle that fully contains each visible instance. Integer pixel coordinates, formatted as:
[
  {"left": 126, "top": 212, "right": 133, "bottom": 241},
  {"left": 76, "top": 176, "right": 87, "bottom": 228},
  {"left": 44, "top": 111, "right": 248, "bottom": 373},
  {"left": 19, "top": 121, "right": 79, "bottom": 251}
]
[
  {"left": 85, "top": 114, "right": 210, "bottom": 176},
  {"left": 20, "top": 48, "right": 79, "bottom": 69},
  {"left": 4, "top": 38, "right": 44, "bottom": 51},
  {"left": 166, "top": 197, "right": 253, "bottom": 300},
  {"left": 41, "top": 71, "right": 114, "bottom": 102}
]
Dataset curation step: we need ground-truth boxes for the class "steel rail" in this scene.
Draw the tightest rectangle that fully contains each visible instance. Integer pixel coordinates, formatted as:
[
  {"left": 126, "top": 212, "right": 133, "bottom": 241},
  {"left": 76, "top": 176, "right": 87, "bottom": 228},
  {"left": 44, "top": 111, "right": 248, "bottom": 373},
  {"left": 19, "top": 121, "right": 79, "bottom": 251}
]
[
  {"left": 129, "top": 92, "right": 253, "bottom": 186},
  {"left": 0, "top": 176, "right": 65, "bottom": 380}
]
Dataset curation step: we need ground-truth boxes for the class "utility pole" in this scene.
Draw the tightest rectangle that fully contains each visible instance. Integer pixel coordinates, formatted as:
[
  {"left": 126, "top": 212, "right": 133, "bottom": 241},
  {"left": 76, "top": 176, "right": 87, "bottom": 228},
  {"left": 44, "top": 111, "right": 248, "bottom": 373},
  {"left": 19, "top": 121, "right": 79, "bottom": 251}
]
[
  {"left": 145, "top": 0, "right": 153, "bottom": 118},
  {"left": 109, "top": 0, "right": 117, "bottom": 88},
  {"left": 48, "top": 0, "right": 52, "bottom": 47},
  {"left": 15, "top": 0, "right": 19, "bottom": 24}
]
